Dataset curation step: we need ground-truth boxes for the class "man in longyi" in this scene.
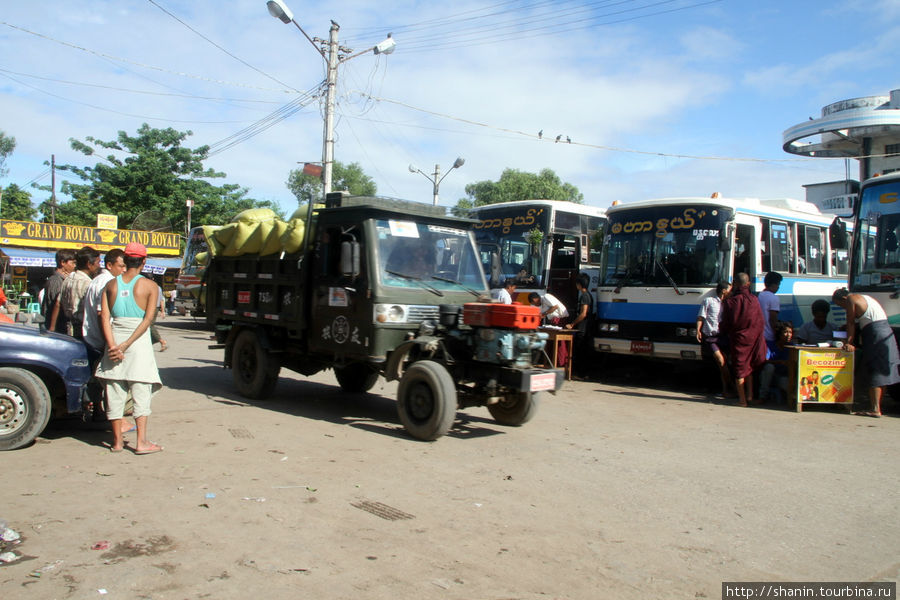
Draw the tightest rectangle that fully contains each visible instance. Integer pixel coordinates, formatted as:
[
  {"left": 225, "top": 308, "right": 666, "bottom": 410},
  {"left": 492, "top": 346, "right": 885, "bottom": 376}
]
[{"left": 95, "top": 243, "right": 163, "bottom": 454}]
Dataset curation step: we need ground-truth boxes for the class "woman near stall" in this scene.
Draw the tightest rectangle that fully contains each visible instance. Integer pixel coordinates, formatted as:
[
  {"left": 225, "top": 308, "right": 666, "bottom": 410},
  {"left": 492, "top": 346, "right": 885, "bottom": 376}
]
[{"left": 832, "top": 288, "right": 900, "bottom": 417}]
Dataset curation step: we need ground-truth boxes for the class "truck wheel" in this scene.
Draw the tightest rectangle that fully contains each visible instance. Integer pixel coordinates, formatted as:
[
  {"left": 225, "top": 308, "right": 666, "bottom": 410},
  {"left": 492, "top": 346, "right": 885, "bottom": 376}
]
[
  {"left": 397, "top": 361, "right": 457, "bottom": 441},
  {"left": 488, "top": 391, "right": 541, "bottom": 426},
  {"left": 335, "top": 364, "right": 379, "bottom": 393},
  {"left": 0, "top": 367, "right": 52, "bottom": 451},
  {"left": 232, "top": 329, "right": 280, "bottom": 399}
]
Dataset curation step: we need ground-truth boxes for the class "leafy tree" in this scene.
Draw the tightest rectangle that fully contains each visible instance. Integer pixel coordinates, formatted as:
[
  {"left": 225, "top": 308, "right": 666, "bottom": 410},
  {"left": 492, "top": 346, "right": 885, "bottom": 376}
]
[
  {"left": 453, "top": 168, "right": 582, "bottom": 216},
  {"left": 38, "top": 124, "right": 281, "bottom": 229},
  {"left": 0, "top": 130, "right": 15, "bottom": 178},
  {"left": 1, "top": 183, "right": 36, "bottom": 221},
  {"left": 286, "top": 161, "right": 376, "bottom": 206}
]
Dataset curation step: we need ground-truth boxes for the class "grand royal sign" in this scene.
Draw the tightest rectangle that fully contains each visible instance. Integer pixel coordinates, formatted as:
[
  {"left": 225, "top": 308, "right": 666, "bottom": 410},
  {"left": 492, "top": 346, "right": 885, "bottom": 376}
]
[{"left": 0, "top": 219, "right": 180, "bottom": 255}]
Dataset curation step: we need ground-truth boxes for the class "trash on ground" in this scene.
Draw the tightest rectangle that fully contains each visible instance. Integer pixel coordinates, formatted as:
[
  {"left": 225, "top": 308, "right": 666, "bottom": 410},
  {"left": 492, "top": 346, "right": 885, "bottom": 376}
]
[
  {"left": 91, "top": 541, "right": 110, "bottom": 551},
  {"left": 0, "top": 552, "right": 19, "bottom": 563}
]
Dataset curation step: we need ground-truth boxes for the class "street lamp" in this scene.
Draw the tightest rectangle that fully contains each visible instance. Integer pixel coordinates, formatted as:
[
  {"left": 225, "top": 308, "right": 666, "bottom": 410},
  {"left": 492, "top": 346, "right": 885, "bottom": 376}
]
[
  {"left": 266, "top": 0, "right": 395, "bottom": 196},
  {"left": 409, "top": 157, "right": 465, "bottom": 206}
]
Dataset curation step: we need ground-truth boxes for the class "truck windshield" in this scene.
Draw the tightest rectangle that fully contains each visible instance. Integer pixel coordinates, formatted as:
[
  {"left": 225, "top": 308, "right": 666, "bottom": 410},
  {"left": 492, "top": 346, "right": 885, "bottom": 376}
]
[
  {"left": 375, "top": 220, "right": 487, "bottom": 291},
  {"left": 602, "top": 205, "right": 731, "bottom": 287},
  {"left": 854, "top": 179, "right": 900, "bottom": 291}
]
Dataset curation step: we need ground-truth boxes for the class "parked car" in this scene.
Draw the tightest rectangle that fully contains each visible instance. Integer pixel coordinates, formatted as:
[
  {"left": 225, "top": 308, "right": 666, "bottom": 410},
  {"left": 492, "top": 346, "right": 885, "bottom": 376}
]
[{"left": 0, "top": 323, "right": 92, "bottom": 450}]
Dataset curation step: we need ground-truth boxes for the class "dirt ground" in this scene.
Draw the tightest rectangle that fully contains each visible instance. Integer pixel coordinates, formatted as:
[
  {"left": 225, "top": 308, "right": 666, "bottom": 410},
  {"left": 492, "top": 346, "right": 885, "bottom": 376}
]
[{"left": 1, "top": 316, "right": 898, "bottom": 599}]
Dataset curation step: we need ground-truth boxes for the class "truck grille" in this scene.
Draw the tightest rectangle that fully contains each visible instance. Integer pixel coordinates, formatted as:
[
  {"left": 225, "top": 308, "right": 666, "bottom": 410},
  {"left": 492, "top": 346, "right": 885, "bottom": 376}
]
[{"left": 407, "top": 305, "right": 440, "bottom": 324}]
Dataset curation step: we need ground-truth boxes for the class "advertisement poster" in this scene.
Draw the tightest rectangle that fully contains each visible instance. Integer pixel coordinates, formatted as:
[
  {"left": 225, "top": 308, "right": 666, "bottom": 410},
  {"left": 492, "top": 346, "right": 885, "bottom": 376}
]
[{"left": 796, "top": 348, "right": 854, "bottom": 404}]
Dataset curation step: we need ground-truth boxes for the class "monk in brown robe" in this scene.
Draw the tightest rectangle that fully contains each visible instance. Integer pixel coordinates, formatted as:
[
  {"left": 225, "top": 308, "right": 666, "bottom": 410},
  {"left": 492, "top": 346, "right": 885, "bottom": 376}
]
[{"left": 719, "top": 272, "right": 767, "bottom": 407}]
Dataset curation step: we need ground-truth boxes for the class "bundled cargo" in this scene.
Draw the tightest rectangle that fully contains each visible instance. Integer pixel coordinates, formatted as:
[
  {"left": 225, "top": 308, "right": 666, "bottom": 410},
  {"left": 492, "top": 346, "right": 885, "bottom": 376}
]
[{"left": 201, "top": 206, "right": 322, "bottom": 257}]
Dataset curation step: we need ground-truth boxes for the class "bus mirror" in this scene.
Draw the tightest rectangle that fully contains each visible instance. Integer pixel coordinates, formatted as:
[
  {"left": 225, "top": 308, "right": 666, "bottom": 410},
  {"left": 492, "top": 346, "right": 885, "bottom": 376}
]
[
  {"left": 489, "top": 251, "right": 501, "bottom": 288},
  {"left": 718, "top": 228, "right": 731, "bottom": 252},
  {"left": 829, "top": 218, "right": 848, "bottom": 250},
  {"left": 341, "top": 240, "right": 360, "bottom": 278}
]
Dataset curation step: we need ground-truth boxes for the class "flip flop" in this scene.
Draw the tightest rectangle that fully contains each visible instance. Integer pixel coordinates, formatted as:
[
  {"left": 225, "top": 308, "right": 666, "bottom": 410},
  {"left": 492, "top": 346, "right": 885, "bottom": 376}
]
[
  {"left": 109, "top": 446, "right": 124, "bottom": 453},
  {"left": 853, "top": 411, "right": 881, "bottom": 418},
  {"left": 135, "top": 444, "right": 163, "bottom": 455}
]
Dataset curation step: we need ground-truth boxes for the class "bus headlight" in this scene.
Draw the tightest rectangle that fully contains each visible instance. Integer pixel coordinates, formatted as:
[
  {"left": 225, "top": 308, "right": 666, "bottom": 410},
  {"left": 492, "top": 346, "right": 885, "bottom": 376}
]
[
  {"left": 374, "top": 304, "right": 408, "bottom": 323},
  {"left": 598, "top": 323, "right": 618, "bottom": 332}
]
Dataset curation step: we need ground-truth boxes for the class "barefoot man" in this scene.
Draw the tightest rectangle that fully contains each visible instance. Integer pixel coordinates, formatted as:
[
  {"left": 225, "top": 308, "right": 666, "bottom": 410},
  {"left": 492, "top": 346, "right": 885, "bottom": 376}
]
[
  {"left": 719, "top": 272, "right": 767, "bottom": 407},
  {"left": 95, "top": 243, "right": 163, "bottom": 454}
]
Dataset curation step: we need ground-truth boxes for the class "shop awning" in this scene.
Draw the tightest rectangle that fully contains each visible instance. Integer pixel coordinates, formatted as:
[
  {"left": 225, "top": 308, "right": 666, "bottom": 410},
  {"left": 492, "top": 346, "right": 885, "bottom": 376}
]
[
  {"left": 0, "top": 247, "right": 181, "bottom": 274},
  {"left": 0, "top": 246, "right": 56, "bottom": 267}
]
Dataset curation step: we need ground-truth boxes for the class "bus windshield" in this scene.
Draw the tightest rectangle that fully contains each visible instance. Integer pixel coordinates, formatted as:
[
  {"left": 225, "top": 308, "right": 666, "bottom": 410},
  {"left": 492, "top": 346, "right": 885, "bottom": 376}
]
[
  {"left": 854, "top": 179, "right": 900, "bottom": 290},
  {"left": 603, "top": 205, "right": 732, "bottom": 287},
  {"left": 472, "top": 206, "right": 552, "bottom": 286},
  {"left": 375, "top": 219, "right": 486, "bottom": 292}
]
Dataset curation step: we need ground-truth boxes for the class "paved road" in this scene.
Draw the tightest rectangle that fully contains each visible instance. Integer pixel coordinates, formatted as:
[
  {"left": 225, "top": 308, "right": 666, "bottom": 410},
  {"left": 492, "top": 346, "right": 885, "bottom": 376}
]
[{"left": 2, "top": 315, "right": 898, "bottom": 599}]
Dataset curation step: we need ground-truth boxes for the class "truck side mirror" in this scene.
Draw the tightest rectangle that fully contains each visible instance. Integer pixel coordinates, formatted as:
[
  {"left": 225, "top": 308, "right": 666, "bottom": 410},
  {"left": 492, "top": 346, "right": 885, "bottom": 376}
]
[
  {"left": 718, "top": 227, "right": 732, "bottom": 252},
  {"left": 489, "top": 250, "right": 501, "bottom": 288},
  {"left": 341, "top": 240, "right": 360, "bottom": 278},
  {"left": 830, "top": 217, "right": 848, "bottom": 250}
]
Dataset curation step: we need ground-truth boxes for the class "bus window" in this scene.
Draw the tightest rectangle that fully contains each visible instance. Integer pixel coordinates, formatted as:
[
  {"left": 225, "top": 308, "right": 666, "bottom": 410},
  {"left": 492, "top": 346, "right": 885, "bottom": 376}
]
[
  {"left": 802, "top": 226, "right": 824, "bottom": 274},
  {"left": 833, "top": 249, "right": 850, "bottom": 276},
  {"left": 555, "top": 211, "right": 581, "bottom": 232},
  {"left": 768, "top": 220, "right": 791, "bottom": 272},
  {"left": 733, "top": 224, "right": 755, "bottom": 277}
]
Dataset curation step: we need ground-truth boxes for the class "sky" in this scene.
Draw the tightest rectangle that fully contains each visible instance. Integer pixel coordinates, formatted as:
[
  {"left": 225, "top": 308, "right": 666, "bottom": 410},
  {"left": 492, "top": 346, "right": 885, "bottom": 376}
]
[{"left": 1, "top": 0, "right": 899, "bottom": 232}]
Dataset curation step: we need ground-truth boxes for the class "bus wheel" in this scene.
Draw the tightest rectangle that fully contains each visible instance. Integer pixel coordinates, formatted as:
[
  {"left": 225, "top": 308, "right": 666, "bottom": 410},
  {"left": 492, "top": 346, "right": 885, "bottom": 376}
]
[
  {"left": 232, "top": 329, "right": 280, "bottom": 399},
  {"left": 397, "top": 361, "right": 457, "bottom": 441},
  {"left": 488, "top": 391, "right": 541, "bottom": 426},
  {"left": 335, "top": 363, "right": 379, "bottom": 393}
]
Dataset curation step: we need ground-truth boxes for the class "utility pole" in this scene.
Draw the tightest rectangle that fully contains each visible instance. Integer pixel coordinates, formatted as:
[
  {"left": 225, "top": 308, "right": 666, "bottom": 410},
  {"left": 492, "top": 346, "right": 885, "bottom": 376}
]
[
  {"left": 322, "top": 22, "right": 339, "bottom": 195},
  {"left": 51, "top": 154, "right": 56, "bottom": 224},
  {"left": 431, "top": 164, "right": 441, "bottom": 206}
]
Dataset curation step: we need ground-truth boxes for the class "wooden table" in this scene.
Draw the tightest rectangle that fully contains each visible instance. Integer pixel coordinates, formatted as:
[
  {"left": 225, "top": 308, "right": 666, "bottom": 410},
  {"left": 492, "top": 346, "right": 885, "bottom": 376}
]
[{"left": 540, "top": 329, "right": 573, "bottom": 380}]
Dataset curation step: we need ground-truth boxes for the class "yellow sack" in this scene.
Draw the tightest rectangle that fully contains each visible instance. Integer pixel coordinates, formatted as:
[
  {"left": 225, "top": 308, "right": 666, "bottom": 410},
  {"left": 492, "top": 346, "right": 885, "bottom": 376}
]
[
  {"left": 281, "top": 218, "right": 306, "bottom": 254},
  {"left": 232, "top": 208, "right": 277, "bottom": 224},
  {"left": 223, "top": 221, "right": 255, "bottom": 256},
  {"left": 289, "top": 203, "right": 325, "bottom": 221},
  {"left": 260, "top": 220, "right": 289, "bottom": 256},
  {"left": 213, "top": 222, "right": 237, "bottom": 247},
  {"left": 195, "top": 251, "right": 209, "bottom": 265}
]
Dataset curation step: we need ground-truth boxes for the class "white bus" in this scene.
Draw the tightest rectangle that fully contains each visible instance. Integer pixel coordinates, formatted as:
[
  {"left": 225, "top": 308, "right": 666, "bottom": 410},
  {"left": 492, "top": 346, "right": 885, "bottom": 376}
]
[
  {"left": 850, "top": 171, "right": 900, "bottom": 333},
  {"left": 595, "top": 196, "right": 850, "bottom": 360},
  {"left": 470, "top": 200, "right": 606, "bottom": 309}
]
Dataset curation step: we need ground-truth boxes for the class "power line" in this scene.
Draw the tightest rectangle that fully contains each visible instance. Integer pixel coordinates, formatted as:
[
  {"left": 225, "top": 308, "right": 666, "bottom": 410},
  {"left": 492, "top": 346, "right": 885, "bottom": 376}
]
[
  {"left": 0, "top": 71, "right": 254, "bottom": 124},
  {"left": 146, "top": 0, "right": 300, "bottom": 92},
  {"left": 0, "top": 20, "right": 298, "bottom": 93}
]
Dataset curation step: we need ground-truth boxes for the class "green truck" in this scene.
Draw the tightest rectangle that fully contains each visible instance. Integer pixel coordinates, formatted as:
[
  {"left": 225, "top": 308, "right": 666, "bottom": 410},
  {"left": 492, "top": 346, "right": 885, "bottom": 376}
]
[{"left": 205, "top": 194, "right": 563, "bottom": 440}]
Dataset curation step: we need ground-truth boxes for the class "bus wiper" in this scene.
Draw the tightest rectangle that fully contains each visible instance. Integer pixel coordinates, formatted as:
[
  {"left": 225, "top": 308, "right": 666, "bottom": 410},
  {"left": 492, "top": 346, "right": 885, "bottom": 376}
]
[
  {"left": 431, "top": 275, "right": 481, "bottom": 297},
  {"left": 385, "top": 270, "right": 444, "bottom": 297},
  {"left": 655, "top": 257, "right": 685, "bottom": 296},
  {"left": 613, "top": 268, "right": 633, "bottom": 294}
]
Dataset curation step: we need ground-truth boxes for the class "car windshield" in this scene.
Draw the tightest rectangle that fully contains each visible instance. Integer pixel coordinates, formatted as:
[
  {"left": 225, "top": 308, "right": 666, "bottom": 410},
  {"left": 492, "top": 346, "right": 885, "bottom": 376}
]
[
  {"left": 854, "top": 180, "right": 900, "bottom": 290},
  {"left": 375, "top": 220, "right": 486, "bottom": 291},
  {"left": 602, "top": 205, "right": 731, "bottom": 287}
]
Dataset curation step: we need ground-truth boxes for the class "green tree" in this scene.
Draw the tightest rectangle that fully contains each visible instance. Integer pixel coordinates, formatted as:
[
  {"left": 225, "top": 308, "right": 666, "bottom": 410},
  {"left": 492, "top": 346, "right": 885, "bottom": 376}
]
[
  {"left": 453, "top": 168, "right": 582, "bottom": 216},
  {"left": 286, "top": 161, "right": 377, "bottom": 206},
  {"left": 0, "top": 130, "right": 16, "bottom": 178},
  {"left": 1, "top": 183, "right": 36, "bottom": 221},
  {"left": 38, "top": 124, "right": 281, "bottom": 229}
]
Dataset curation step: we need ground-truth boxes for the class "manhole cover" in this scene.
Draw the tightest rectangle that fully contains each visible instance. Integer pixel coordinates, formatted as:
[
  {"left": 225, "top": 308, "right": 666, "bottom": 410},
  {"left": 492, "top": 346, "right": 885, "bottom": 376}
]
[
  {"left": 351, "top": 501, "right": 414, "bottom": 521},
  {"left": 228, "top": 428, "right": 253, "bottom": 439}
]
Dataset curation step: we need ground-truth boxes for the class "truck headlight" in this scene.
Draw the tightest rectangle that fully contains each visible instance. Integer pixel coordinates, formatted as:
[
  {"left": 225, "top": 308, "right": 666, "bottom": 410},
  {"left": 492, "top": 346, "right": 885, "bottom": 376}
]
[{"left": 374, "top": 304, "right": 408, "bottom": 323}]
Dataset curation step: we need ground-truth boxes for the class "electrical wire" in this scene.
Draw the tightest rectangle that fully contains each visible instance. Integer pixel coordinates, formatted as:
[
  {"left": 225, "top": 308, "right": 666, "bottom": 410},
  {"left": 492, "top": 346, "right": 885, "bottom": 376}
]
[
  {"left": 146, "top": 0, "right": 300, "bottom": 92},
  {"left": 0, "top": 20, "right": 298, "bottom": 93}
]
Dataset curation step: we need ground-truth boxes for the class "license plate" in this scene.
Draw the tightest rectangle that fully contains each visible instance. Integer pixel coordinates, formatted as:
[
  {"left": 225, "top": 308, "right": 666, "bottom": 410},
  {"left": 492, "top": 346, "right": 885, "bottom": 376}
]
[
  {"left": 631, "top": 340, "right": 653, "bottom": 354},
  {"left": 530, "top": 372, "right": 557, "bottom": 392}
]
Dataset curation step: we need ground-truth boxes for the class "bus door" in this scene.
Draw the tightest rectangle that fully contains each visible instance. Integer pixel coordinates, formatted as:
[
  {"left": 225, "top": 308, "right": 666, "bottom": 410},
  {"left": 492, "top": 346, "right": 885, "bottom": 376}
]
[
  {"left": 732, "top": 223, "right": 757, "bottom": 281},
  {"left": 548, "top": 233, "right": 580, "bottom": 309}
]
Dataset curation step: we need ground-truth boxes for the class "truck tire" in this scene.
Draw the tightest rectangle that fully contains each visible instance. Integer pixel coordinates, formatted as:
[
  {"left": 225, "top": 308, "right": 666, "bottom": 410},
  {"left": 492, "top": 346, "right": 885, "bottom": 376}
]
[
  {"left": 0, "top": 367, "right": 52, "bottom": 451},
  {"left": 232, "top": 329, "right": 280, "bottom": 399},
  {"left": 397, "top": 360, "right": 457, "bottom": 441},
  {"left": 488, "top": 391, "right": 541, "bottom": 426},
  {"left": 334, "top": 364, "right": 379, "bottom": 393}
]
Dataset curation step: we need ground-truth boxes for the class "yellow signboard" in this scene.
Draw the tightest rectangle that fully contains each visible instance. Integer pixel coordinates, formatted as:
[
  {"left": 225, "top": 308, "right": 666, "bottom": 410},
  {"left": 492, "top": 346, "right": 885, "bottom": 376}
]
[
  {"left": 796, "top": 347, "right": 854, "bottom": 406},
  {"left": 97, "top": 213, "right": 118, "bottom": 229},
  {"left": 0, "top": 219, "right": 179, "bottom": 255}
]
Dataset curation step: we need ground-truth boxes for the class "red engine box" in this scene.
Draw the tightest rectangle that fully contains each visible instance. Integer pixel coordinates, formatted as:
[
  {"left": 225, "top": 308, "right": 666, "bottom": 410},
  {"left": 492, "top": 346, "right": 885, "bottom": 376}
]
[{"left": 463, "top": 302, "right": 540, "bottom": 330}]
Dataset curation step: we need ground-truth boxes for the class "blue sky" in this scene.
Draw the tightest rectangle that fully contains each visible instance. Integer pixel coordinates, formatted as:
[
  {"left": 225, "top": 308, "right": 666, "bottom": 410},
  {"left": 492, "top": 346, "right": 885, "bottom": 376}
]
[{"left": 1, "top": 0, "right": 898, "bottom": 230}]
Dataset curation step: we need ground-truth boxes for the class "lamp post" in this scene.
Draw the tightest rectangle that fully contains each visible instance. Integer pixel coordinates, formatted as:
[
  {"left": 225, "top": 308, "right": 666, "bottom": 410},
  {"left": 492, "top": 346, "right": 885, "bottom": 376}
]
[
  {"left": 266, "top": 0, "right": 395, "bottom": 196},
  {"left": 409, "top": 157, "right": 465, "bottom": 206}
]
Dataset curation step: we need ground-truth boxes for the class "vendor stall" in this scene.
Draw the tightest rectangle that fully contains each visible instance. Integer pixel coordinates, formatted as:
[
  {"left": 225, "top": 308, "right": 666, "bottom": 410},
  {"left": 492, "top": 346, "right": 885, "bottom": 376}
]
[{"left": 788, "top": 345, "right": 855, "bottom": 413}]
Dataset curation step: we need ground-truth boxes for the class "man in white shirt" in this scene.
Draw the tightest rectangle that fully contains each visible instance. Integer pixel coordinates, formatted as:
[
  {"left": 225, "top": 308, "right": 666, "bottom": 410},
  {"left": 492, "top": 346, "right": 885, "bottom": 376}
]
[
  {"left": 758, "top": 271, "right": 782, "bottom": 355},
  {"left": 528, "top": 291, "right": 569, "bottom": 324},
  {"left": 794, "top": 299, "right": 836, "bottom": 344},
  {"left": 491, "top": 278, "right": 517, "bottom": 304}
]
